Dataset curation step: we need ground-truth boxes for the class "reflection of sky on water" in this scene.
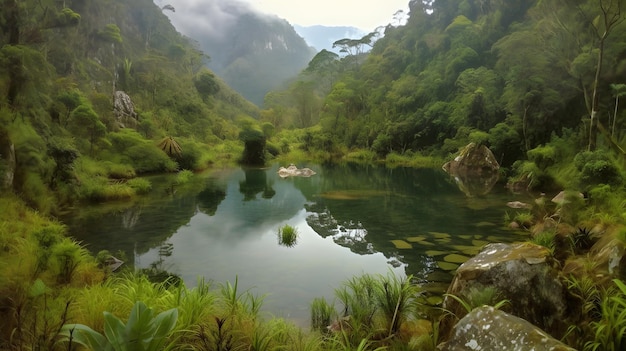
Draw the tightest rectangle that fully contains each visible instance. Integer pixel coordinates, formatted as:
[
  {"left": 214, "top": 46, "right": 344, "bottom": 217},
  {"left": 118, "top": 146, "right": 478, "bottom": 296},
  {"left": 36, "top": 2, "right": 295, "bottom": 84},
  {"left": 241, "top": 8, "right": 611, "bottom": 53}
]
[
  {"left": 136, "top": 171, "right": 404, "bottom": 326},
  {"left": 67, "top": 164, "right": 530, "bottom": 327}
]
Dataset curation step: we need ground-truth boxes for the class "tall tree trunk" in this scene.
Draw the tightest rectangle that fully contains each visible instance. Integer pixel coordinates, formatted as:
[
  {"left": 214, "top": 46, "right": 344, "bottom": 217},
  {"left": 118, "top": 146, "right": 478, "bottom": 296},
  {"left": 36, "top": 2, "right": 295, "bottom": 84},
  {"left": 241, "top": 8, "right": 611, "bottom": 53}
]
[{"left": 588, "top": 36, "right": 605, "bottom": 151}]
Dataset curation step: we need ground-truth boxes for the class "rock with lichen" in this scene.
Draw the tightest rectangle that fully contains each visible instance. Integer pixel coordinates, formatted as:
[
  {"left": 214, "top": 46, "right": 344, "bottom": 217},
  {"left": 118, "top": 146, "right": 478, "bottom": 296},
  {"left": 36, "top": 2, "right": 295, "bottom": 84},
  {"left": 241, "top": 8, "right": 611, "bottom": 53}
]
[
  {"left": 440, "top": 243, "right": 573, "bottom": 341},
  {"left": 438, "top": 306, "right": 576, "bottom": 351},
  {"left": 277, "top": 164, "right": 316, "bottom": 178},
  {"left": 113, "top": 90, "right": 138, "bottom": 128}
]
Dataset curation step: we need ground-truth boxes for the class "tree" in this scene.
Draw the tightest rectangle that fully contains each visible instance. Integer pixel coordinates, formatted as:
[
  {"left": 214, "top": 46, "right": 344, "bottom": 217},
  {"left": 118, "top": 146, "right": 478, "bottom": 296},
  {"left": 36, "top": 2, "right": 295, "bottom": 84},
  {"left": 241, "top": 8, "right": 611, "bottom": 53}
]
[
  {"left": 69, "top": 105, "right": 106, "bottom": 155},
  {"left": 193, "top": 69, "right": 220, "bottom": 99},
  {"left": 582, "top": 0, "right": 624, "bottom": 150},
  {"left": 610, "top": 83, "right": 626, "bottom": 137},
  {"left": 239, "top": 122, "right": 266, "bottom": 166}
]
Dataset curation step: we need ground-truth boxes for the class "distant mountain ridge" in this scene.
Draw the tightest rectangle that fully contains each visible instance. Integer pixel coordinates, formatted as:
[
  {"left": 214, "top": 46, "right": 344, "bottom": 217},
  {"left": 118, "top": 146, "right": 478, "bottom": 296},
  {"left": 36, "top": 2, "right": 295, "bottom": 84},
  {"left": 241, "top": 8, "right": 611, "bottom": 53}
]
[
  {"left": 161, "top": 1, "right": 316, "bottom": 106},
  {"left": 293, "top": 25, "right": 366, "bottom": 53}
]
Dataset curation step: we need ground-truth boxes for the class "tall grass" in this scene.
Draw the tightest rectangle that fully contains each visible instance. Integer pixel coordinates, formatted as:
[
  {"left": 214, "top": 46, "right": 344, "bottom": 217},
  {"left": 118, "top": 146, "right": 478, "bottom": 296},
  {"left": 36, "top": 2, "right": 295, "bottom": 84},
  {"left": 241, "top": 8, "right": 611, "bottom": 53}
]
[{"left": 584, "top": 279, "right": 626, "bottom": 351}]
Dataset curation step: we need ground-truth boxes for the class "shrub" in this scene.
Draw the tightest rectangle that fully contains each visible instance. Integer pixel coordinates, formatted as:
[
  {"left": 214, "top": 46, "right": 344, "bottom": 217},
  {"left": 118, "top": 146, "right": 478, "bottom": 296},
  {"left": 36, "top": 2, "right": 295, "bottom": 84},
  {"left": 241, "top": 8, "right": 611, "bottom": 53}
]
[
  {"left": 265, "top": 142, "right": 280, "bottom": 157},
  {"left": 127, "top": 177, "right": 152, "bottom": 194},
  {"left": 527, "top": 145, "right": 557, "bottom": 169},
  {"left": 107, "top": 129, "right": 146, "bottom": 154},
  {"left": 60, "top": 301, "right": 178, "bottom": 351},
  {"left": 175, "top": 140, "right": 201, "bottom": 170},
  {"left": 103, "top": 161, "right": 135, "bottom": 179},
  {"left": 574, "top": 150, "right": 623, "bottom": 187},
  {"left": 175, "top": 170, "right": 194, "bottom": 185},
  {"left": 124, "top": 144, "right": 177, "bottom": 173},
  {"left": 49, "top": 238, "right": 89, "bottom": 284}
]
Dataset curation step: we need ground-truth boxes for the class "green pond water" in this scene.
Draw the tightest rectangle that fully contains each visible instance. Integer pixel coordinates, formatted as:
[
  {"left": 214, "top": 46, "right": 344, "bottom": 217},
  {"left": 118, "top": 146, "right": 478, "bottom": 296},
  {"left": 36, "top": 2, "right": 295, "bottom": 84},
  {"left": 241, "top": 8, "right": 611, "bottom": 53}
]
[{"left": 63, "top": 163, "right": 532, "bottom": 326}]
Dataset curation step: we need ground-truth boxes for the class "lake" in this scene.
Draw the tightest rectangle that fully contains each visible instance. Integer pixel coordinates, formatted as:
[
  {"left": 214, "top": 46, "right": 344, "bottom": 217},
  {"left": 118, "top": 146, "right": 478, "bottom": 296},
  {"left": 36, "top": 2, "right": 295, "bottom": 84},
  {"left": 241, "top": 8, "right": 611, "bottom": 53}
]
[{"left": 63, "top": 163, "right": 530, "bottom": 326}]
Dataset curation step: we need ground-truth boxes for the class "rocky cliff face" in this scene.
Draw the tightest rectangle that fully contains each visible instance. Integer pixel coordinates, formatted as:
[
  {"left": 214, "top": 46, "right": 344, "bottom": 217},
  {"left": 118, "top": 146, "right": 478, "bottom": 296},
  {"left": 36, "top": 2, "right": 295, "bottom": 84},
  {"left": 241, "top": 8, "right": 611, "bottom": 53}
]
[{"left": 163, "top": 3, "right": 316, "bottom": 106}]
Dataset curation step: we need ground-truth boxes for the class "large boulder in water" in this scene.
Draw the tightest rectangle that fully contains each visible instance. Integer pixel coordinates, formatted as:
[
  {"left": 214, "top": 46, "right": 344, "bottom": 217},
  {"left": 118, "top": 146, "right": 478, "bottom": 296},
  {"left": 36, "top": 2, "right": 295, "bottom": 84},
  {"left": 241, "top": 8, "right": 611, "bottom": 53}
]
[
  {"left": 439, "top": 306, "right": 576, "bottom": 351},
  {"left": 440, "top": 243, "right": 572, "bottom": 341},
  {"left": 443, "top": 142, "right": 499, "bottom": 175},
  {"left": 443, "top": 143, "right": 499, "bottom": 196}
]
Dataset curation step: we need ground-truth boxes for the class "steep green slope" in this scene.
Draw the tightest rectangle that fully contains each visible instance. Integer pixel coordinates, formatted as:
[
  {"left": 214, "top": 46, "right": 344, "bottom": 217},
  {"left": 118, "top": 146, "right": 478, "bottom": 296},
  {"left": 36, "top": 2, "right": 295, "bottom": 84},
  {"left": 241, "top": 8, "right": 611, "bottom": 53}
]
[
  {"left": 282, "top": 0, "right": 626, "bottom": 168},
  {"left": 0, "top": 0, "right": 259, "bottom": 213}
]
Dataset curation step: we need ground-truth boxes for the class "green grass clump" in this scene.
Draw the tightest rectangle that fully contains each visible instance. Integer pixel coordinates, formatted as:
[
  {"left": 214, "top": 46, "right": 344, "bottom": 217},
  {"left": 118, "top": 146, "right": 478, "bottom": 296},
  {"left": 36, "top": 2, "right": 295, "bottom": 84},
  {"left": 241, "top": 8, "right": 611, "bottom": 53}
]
[
  {"left": 278, "top": 224, "right": 298, "bottom": 247},
  {"left": 584, "top": 279, "right": 626, "bottom": 351},
  {"left": 513, "top": 211, "right": 534, "bottom": 228},
  {"left": 78, "top": 178, "right": 135, "bottom": 202},
  {"left": 175, "top": 170, "right": 195, "bottom": 185},
  {"left": 127, "top": 177, "right": 152, "bottom": 194},
  {"left": 531, "top": 231, "right": 556, "bottom": 253}
]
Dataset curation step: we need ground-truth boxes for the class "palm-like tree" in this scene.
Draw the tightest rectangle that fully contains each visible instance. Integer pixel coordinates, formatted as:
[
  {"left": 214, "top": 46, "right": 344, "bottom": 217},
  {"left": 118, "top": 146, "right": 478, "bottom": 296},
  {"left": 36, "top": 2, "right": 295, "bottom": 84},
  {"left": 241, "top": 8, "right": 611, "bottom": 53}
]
[{"left": 158, "top": 136, "right": 182, "bottom": 157}]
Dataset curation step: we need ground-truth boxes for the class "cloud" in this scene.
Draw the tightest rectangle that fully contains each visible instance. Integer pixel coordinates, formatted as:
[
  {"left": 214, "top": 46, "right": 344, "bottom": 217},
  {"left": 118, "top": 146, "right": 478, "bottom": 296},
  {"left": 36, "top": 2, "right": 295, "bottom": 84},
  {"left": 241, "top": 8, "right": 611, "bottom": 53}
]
[{"left": 156, "top": 0, "right": 259, "bottom": 39}]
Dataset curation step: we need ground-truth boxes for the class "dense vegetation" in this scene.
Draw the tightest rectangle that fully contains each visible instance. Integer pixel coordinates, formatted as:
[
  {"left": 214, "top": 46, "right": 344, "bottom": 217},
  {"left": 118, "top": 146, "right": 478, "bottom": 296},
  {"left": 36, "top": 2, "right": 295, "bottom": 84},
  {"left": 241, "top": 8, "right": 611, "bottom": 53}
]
[{"left": 1, "top": 0, "right": 626, "bottom": 350}]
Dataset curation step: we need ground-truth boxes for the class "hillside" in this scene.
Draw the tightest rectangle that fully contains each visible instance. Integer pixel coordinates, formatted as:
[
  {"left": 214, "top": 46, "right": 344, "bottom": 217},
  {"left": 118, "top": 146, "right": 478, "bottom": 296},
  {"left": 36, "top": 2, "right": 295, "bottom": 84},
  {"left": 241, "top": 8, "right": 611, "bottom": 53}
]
[
  {"left": 275, "top": 0, "right": 626, "bottom": 168},
  {"left": 162, "top": 0, "right": 317, "bottom": 106},
  {"left": 0, "top": 0, "right": 259, "bottom": 213}
]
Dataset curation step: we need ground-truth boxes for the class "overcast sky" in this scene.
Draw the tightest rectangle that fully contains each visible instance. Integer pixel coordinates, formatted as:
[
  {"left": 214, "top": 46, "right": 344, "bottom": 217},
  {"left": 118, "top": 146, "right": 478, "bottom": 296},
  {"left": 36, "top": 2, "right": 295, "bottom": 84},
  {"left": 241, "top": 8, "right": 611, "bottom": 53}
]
[{"left": 156, "top": 0, "right": 410, "bottom": 32}]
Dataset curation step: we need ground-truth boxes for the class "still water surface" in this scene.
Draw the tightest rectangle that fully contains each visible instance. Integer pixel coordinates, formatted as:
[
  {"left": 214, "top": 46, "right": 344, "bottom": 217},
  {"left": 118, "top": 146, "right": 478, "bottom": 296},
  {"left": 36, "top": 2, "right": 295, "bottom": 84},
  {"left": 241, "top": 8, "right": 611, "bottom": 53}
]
[{"left": 64, "top": 163, "right": 530, "bottom": 326}]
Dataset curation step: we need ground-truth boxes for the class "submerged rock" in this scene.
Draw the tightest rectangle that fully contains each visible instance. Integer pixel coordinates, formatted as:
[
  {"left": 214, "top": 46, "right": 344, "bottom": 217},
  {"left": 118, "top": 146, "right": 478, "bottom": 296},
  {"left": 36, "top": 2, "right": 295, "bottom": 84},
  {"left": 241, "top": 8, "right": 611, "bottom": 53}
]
[
  {"left": 277, "top": 164, "right": 316, "bottom": 178},
  {"left": 440, "top": 243, "right": 572, "bottom": 341},
  {"left": 438, "top": 306, "right": 576, "bottom": 351}
]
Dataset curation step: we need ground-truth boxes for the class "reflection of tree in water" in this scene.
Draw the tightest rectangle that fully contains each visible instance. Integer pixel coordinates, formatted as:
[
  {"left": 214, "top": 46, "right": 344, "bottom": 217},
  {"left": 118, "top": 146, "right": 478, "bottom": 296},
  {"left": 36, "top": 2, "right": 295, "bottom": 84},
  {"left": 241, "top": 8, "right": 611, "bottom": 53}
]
[
  {"left": 121, "top": 205, "right": 142, "bottom": 229},
  {"left": 197, "top": 180, "right": 226, "bottom": 216},
  {"left": 239, "top": 168, "right": 276, "bottom": 201},
  {"left": 306, "top": 203, "right": 375, "bottom": 255},
  {"left": 138, "top": 241, "right": 182, "bottom": 287}
]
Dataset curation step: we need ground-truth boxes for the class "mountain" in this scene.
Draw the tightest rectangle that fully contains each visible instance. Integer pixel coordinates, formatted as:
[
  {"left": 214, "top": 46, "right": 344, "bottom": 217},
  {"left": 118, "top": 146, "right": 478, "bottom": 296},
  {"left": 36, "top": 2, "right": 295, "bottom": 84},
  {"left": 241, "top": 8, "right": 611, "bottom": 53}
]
[
  {"left": 293, "top": 25, "right": 365, "bottom": 53},
  {"left": 162, "top": 1, "right": 316, "bottom": 106}
]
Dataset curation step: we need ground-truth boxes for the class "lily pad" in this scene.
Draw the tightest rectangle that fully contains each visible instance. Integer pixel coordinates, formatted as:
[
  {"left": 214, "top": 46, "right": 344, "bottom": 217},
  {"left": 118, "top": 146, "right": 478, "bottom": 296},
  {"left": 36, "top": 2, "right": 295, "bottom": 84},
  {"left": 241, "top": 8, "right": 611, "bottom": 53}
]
[
  {"left": 444, "top": 253, "right": 469, "bottom": 264},
  {"left": 472, "top": 240, "right": 489, "bottom": 247},
  {"left": 416, "top": 240, "right": 436, "bottom": 246},
  {"left": 475, "top": 221, "right": 496, "bottom": 227},
  {"left": 406, "top": 236, "right": 427, "bottom": 242},
  {"left": 434, "top": 237, "right": 452, "bottom": 243},
  {"left": 458, "top": 235, "right": 472, "bottom": 240},
  {"left": 429, "top": 232, "right": 451, "bottom": 239},
  {"left": 425, "top": 250, "right": 449, "bottom": 256},
  {"left": 451, "top": 245, "right": 481, "bottom": 256},
  {"left": 437, "top": 261, "right": 459, "bottom": 271},
  {"left": 391, "top": 239, "right": 412, "bottom": 249}
]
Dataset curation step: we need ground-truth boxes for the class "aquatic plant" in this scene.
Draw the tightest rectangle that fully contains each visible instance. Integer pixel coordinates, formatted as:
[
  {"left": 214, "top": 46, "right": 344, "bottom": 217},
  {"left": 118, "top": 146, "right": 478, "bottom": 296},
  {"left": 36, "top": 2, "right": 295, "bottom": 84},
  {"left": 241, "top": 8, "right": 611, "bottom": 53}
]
[
  {"left": 59, "top": 301, "right": 178, "bottom": 351},
  {"left": 278, "top": 224, "right": 299, "bottom": 247},
  {"left": 311, "top": 297, "right": 336, "bottom": 332}
]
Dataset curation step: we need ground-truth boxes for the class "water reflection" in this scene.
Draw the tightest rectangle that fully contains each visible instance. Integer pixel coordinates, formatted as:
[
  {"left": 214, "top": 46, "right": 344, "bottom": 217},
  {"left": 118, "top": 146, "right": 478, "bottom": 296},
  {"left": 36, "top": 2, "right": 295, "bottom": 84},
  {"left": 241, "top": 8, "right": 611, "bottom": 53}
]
[
  {"left": 65, "top": 164, "right": 531, "bottom": 325},
  {"left": 239, "top": 168, "right": 276, "bottom": 200}
]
